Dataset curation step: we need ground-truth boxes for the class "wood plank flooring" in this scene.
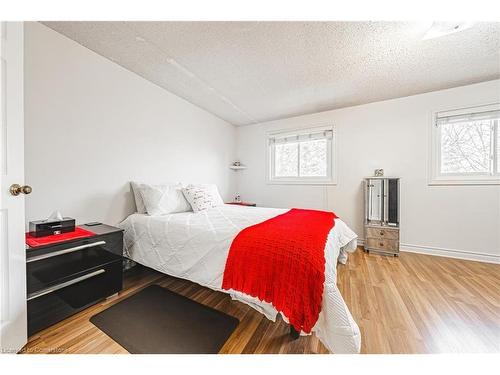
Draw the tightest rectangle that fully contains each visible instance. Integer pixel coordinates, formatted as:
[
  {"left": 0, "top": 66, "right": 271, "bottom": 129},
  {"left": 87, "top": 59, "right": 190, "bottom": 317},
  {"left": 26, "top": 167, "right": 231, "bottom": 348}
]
[{"left": 22, "top": 248, "right": 500, "bottom": 354}]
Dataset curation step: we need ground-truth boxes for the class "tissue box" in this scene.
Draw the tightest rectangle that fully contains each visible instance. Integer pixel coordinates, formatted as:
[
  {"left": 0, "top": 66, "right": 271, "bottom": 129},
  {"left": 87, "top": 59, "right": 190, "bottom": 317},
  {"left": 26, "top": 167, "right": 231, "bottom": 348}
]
[{"left": 29, "top": 217, "right": 76, "bottom": 237}]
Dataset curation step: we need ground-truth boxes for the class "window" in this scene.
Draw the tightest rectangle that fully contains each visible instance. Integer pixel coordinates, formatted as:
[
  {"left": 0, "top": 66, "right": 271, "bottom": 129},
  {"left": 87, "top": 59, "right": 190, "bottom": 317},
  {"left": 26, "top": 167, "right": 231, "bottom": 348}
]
[
  {"left": 268, "top": 126, "right": 336, "bottom": 184},
  {"left": 430, "top": 104, "right": 500, "bottom": 185}
]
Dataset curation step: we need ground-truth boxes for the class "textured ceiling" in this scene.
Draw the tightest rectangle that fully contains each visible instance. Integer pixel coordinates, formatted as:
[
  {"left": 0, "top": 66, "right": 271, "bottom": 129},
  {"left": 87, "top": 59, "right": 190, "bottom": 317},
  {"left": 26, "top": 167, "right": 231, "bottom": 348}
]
[{"left": 42, "top": 21, "right": 500, "bottom": 126}]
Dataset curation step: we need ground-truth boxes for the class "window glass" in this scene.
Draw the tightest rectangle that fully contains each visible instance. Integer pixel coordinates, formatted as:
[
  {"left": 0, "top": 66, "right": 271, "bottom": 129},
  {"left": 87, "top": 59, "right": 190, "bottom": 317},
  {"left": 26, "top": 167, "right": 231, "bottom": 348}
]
[
  {"left": 274, "top": 142, "right": 298, "bottom": 177},
  {"left": 440, "top": 120, "right": 491, "bottom": 174},
  {"left": 299, "top": 139, "right": 327, "bottom": 177}
]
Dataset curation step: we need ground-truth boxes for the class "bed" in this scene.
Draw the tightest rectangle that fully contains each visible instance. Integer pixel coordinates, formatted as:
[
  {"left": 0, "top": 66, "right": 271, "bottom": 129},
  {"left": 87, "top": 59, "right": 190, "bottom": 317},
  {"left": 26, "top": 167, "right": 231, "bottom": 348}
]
[{"left": 118, "top": 204, "right": 361, "bottom": 353}]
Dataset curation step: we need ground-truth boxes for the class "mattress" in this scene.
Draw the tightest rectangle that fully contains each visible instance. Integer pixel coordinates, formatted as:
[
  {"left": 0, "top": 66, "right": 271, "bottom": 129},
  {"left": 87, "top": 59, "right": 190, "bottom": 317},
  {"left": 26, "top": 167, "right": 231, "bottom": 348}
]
[{"left": 119, "top": 204, "right": 361, "bottom": 353}]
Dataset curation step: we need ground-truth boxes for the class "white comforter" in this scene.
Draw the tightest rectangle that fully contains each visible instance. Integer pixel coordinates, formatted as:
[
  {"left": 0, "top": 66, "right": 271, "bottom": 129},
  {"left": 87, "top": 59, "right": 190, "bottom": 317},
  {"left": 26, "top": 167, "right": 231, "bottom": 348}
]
[{"left": 119, "top": 204, "right": 361, "bottom": 353}]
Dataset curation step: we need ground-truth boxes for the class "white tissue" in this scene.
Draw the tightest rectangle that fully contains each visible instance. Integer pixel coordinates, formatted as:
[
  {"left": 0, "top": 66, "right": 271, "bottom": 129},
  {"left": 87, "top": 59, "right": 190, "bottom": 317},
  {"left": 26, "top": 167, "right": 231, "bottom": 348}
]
[{"left": 48, "top": 210, "right": 63, "bottom": 221}]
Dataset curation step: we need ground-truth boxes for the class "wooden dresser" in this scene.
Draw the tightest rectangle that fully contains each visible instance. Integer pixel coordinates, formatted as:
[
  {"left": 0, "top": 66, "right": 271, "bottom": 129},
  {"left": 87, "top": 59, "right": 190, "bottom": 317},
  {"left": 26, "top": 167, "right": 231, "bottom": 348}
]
[
  {"left": 364, "top": 225, "right": 400, "bottom": 255},
  {"left": 363, "top": 177, "right": 400, "bottom": 256},
  {"left": 26, "top": 223, "right": 123, "bottom": 335}
]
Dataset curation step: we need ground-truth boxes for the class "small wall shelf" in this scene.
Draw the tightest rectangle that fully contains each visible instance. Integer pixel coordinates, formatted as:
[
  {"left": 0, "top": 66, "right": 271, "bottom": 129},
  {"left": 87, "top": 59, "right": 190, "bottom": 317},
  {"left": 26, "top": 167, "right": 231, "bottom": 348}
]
[{"left": 229, "top": 165, "right": 247, "bottom": 170}]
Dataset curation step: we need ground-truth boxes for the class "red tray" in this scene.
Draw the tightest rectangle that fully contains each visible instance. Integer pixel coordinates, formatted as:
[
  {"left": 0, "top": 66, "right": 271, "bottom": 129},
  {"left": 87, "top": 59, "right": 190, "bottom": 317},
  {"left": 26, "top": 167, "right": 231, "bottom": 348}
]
[{"left": 26, "top": 227, "right": 95, "bottom": 248}]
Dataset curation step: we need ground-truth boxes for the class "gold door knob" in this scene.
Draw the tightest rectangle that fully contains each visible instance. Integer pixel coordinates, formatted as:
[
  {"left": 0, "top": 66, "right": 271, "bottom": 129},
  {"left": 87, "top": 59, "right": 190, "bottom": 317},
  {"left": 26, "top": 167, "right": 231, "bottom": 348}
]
[{"left": 9, "top": 184, "right": 32, "bottom": 196}]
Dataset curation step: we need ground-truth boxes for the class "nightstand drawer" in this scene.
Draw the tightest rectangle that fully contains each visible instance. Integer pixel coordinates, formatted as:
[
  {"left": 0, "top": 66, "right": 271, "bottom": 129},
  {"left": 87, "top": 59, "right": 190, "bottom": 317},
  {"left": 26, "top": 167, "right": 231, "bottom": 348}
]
[
  {"left": 366, "top": 227, "right": 399, "bottom": 240},
  {"left": 27, "top": 237, "right": 122, "bottom": 295},
  {"left": 365, "top": 238, "right": 399, "bottom": 253},
  {"left": 27, "top": 259, "right": 122, "bottom": 335}
]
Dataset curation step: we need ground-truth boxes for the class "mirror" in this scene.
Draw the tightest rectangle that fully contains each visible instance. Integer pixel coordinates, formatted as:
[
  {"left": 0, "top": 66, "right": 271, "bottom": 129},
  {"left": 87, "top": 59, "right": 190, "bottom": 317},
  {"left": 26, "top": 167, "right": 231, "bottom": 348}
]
[{"left": 367, "top": 179, "right": 383, "bottom": 223}]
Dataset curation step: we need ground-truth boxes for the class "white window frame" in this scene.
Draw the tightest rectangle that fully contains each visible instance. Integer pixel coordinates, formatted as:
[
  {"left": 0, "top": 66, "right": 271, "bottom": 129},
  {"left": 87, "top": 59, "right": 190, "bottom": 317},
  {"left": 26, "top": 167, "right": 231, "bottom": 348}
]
[
  {"left": 429, "top": 103, "right": 500, "bottom": 185},
  {"left": 266, "top": 125, "right": 337, "bottom": 185}
]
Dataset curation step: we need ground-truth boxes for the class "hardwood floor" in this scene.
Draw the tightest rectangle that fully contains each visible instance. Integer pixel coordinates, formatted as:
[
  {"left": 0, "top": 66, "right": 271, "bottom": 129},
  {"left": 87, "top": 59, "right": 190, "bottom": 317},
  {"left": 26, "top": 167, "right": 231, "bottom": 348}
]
[{"left": 22, "top": 248, "right": 500, "bottom": 354}]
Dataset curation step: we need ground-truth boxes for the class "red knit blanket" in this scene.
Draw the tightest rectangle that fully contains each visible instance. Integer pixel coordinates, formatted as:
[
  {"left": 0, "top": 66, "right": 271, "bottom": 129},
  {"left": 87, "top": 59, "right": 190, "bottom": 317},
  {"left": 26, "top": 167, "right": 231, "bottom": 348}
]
[{"left": 222, "top": 208, "right": 336, "bottom": 333}]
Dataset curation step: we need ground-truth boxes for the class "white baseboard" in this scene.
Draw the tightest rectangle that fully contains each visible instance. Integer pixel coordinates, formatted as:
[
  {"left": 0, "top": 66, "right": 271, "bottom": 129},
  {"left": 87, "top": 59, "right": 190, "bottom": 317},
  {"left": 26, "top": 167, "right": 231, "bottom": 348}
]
[{"left": 356, "top": 239, "right": 500, "bottom": 264}]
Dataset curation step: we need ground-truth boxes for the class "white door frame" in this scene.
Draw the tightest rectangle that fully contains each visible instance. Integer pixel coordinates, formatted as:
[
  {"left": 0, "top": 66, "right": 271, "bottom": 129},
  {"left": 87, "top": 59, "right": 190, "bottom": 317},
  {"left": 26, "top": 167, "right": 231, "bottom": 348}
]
[{"left": 0, "top": 22, "right": 27, "bottom": 354}]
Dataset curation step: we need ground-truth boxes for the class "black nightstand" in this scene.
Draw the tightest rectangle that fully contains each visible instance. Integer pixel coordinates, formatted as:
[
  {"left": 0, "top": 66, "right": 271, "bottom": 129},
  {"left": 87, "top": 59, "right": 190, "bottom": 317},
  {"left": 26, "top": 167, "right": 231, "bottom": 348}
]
[{"left": 26, "top": 223, "right": 123, "bottom": 336}]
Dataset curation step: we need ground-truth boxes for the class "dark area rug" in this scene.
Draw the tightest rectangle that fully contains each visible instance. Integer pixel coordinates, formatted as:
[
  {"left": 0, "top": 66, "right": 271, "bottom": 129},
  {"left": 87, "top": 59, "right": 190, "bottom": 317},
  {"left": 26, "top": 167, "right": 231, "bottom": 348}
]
[{"left": 90, "top": 284, "right": 239, "bottom": 353}]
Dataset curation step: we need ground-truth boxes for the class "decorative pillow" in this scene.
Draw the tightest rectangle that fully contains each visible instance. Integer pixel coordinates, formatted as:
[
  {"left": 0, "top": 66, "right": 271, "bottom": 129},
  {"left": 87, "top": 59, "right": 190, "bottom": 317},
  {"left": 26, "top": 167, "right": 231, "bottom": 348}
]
[
  {"left": 130, "top": 181, "right": 147, "bottom": 214},
  {"left": 139, "top": 183, "right": 192, "bottom": 216},
  {"left": 182, "top": 184, "right": 224, "bottom": 213}
]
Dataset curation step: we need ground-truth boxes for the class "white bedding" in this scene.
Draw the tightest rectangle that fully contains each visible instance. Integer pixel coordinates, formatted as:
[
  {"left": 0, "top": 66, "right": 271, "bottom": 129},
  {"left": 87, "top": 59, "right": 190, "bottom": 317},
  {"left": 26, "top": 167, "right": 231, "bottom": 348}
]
[{"left": 119, "top": 204, "right": 361, "bottom": 353}]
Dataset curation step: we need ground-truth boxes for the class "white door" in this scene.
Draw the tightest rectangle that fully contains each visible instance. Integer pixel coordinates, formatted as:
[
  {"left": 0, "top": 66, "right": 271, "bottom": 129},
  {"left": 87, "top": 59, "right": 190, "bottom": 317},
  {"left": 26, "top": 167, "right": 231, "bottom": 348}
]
[{"left": 0, "top": 22, "right": 27, "bottom": 354}]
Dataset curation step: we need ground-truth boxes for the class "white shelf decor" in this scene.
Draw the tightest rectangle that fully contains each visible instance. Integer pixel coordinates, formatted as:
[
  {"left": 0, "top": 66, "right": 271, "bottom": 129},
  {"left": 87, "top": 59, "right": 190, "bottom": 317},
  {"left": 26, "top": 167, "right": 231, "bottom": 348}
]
[{"left": 229, "top": 165, "right": 247, "bottom": 170}]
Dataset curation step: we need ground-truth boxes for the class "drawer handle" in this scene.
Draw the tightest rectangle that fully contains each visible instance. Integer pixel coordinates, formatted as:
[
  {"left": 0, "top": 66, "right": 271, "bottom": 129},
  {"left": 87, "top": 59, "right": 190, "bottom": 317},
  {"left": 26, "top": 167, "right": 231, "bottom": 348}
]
[
  {"left": 27, "top": 269, "right": 106, "bottom": 301},
  {"left": 379, "top": 231, "right": 384, "bottom": 236},
  {"left": 27, "top": 241, "right": 106, "bottom": 263},
  {"left": 379, "top": 242, "right": 384, "bottom": 247}
]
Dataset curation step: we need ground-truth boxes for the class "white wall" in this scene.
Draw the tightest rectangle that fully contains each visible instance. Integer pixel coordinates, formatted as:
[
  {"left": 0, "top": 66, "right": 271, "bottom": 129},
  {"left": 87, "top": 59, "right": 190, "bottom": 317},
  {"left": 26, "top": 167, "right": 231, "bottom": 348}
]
[
  {"left": 24, "top": 22, "right": 236, "bottom": 226},
  {"left": 235, "top": 80, "right": 500, "bottom": 263}
]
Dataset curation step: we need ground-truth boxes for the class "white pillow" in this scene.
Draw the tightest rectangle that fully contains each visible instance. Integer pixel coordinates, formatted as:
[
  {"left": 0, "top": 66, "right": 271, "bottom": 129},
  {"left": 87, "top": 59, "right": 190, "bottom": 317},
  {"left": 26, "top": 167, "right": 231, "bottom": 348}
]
[
  {"left": 139, "top": 183, "right": 192, "bottom": 215},
  {"left": 130, "top": 181, "right": 147, "bottom": 214},
  {"left": 206, "top": 184, "right": 224, "bottom": 206},
  {"left": 182, "top": 184, "right": 224, "bottom": 213}
]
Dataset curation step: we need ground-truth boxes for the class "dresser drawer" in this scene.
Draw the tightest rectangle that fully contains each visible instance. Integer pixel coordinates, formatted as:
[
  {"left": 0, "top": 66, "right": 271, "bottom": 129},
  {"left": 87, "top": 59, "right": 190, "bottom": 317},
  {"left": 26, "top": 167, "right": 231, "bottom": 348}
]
[
  {"left": 366, "top": 227, "right": 399, "bottom": 240},
  {"left": 365, "top": 237, "right": 399, "bottom": 253},
  {"left": 27, "top": 237, "right": 122, "bottom": 295},
  {"left": 27, "top": 259, "right": 122, "bottom": 335}
]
